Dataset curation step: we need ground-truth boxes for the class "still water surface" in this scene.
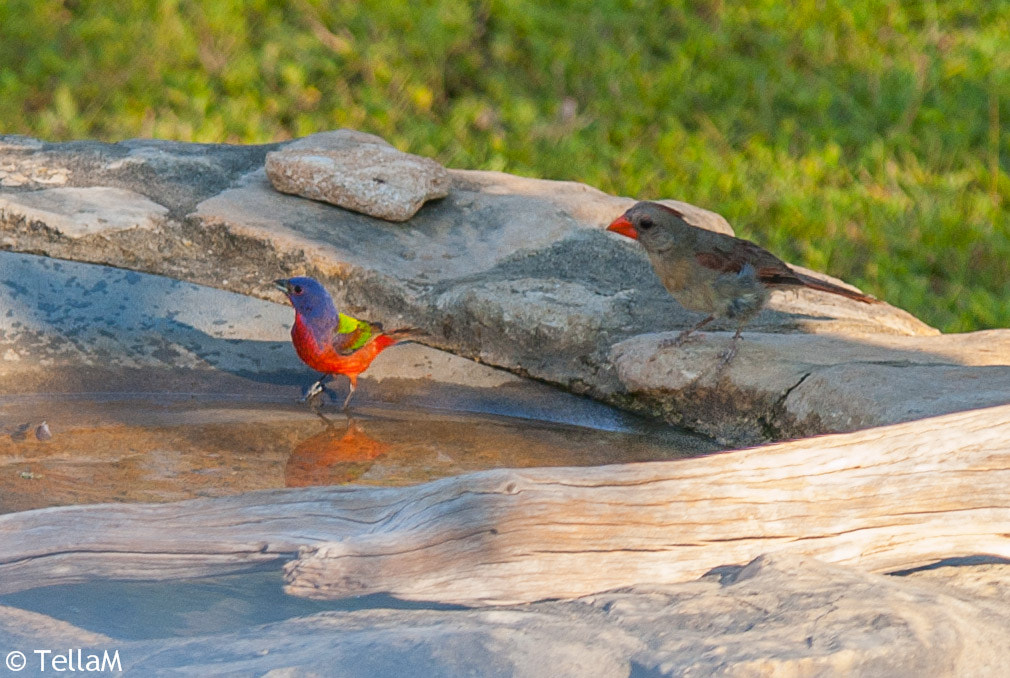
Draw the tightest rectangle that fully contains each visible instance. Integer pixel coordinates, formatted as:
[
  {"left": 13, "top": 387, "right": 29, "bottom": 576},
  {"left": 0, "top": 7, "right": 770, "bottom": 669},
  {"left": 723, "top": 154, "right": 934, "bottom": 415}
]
[
  {"left": 0, "top": 394, "right": 718, "bottom": 514},
  {"left": 0, "top": 392, "right": 718, "bottom": 641}
]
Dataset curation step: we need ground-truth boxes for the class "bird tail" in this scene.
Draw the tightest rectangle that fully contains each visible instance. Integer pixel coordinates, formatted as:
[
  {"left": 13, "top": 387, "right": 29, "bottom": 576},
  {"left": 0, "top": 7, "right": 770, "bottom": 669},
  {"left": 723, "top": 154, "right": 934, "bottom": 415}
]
[
  {"left": 793, "top": 272, "right": 879, "bottom": 304},
  {"left": 382, "top": 327, "right": 433, "bottom": 345}
]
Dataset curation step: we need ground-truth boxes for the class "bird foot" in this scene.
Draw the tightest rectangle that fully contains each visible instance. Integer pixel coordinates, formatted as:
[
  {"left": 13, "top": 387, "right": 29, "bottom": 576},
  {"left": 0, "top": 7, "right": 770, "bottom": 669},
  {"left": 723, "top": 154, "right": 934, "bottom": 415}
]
[
  {"left": 658, "top": 331, "right": 702, "bottom": 350},
  {"left": 715, "top": 340, "right": 740, "bottom": 370},
  {"left": 300, "top": 379, "right": 340, "bottom": 410},
  {"left": 302, "top": 389, "right": 325, "bottom": 413},
  {"left": 299, "top": 379, "right": 329, "bottom": 404}
]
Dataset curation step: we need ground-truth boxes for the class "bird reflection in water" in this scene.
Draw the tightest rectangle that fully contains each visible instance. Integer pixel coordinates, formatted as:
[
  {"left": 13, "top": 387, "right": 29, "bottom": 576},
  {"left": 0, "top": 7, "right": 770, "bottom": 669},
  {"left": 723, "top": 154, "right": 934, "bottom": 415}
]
[{"left": 284, "top": 415, "right": 388, "bottom": 488}]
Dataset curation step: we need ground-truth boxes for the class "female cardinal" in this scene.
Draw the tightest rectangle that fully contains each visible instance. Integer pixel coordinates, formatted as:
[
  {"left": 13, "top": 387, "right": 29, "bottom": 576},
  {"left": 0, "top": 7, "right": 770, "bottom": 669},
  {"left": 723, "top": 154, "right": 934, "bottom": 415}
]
[
  {"left": 607, "top": 201, "right": 877, "bottom": 364},
  {"left": 275, "top": 276, "right": 417, "bottom": 409}
]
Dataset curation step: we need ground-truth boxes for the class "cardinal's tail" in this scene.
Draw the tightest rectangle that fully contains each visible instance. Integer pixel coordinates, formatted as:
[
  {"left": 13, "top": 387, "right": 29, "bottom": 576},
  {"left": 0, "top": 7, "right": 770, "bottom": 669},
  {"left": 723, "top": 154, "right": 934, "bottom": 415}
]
[{"left": 793, "top": 272, "right": 879, "bottom": 304}]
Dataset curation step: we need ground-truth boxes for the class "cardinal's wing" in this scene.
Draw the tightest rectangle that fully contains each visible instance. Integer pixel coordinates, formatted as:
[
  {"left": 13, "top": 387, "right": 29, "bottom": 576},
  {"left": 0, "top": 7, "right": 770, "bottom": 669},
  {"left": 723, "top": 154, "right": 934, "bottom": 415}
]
[{"left": 694, "top": 234, "right": 805, "bottom": 286}]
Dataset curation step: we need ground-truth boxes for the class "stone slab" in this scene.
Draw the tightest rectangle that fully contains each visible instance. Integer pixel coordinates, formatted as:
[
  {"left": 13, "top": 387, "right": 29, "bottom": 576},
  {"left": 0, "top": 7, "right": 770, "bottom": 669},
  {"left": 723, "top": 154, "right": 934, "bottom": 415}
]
[
  {"left": 0, "top": 186, "right": 168, "bottom": 238},
  {"left": 0, "top": 250, "right": 655, "bottom": 430},
  {"left": 613, "top": 330, "right": 1010, "bottom": 443},
  {"left": 4, "top": 555, "right": 1010, "bottom": 677},
  {"left": 4, "top": 133, "right": 1000, "bottom": 444}
]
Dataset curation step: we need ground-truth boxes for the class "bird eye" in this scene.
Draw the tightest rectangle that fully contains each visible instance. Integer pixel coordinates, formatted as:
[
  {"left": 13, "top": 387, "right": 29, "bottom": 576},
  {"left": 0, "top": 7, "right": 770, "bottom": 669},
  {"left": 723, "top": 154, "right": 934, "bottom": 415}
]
[
  {"left": 292, "top": 285, "right": 303, "bottom": 295},
  {"left": 639, "top": 217, "right": 654, "bottom": 230}
]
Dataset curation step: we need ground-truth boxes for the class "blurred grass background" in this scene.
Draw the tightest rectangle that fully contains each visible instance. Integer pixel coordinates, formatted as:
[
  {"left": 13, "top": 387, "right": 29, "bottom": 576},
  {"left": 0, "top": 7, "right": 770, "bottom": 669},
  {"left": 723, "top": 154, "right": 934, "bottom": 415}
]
[{"left": 1, "top": 0, "right": 1008, "bottom": 332}]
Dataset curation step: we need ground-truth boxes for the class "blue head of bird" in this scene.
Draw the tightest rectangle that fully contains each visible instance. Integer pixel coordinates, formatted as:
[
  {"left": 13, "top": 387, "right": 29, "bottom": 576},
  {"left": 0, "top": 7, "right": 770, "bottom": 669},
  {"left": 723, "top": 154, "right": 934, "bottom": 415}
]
[{"left": 274, "top": 277, "right": 338, "bottom": 329}]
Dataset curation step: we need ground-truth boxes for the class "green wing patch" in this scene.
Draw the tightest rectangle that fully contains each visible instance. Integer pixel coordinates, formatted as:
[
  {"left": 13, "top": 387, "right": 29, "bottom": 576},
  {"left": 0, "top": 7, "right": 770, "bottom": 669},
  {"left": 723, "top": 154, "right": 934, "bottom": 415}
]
[{"left": 332, "top": 313, "right": 375, "bottom": 355}]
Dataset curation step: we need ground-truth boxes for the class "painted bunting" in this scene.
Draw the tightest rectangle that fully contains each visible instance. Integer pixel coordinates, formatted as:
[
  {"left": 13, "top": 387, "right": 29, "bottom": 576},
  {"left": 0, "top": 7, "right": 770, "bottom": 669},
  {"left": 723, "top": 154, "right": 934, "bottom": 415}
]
[
  {"left": 274, "top": 276, "right": 416, "bottom": 409},
  {"left": 607, "top": 201, "right": 877, "bottom": 364}
]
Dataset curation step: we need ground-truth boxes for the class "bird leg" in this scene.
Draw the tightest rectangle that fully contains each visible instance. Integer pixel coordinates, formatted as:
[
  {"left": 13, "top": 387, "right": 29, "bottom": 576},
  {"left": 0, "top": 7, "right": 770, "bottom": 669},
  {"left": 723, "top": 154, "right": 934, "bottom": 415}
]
[
  {"left": 341, "top": 375, "right": 359, "bottom": 411},
  {"left": 658, "top": 315, "right": 715, "bottom": 349},
  {"left": 300, "top": 373, "right": 333, "bottom": 403},
  {"left": 716, "top": 327, "right": 745, "bottom": 369},
  {"left": 301, "top": 374, "right": 341, "bottom": 414}
]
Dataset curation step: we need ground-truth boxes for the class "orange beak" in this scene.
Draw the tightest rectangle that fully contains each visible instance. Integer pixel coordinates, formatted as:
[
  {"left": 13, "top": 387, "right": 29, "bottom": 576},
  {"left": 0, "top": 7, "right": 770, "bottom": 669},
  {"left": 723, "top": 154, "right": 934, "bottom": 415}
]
[{"left": 607, "top": 214, "right": 638, "bottom": 240}]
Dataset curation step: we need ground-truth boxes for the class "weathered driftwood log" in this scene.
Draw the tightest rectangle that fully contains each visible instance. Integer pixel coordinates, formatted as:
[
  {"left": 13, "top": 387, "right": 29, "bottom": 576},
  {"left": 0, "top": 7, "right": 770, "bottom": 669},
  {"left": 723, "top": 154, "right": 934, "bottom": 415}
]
[
  {"left": 2, "top": 404, "right": 1010, "bottom": 605},
  {"left": 285, "top": 403, "right": 1010, "bottom": 604},
  {"left": 0, "top": 484, "right": 442, "bottom": 595}
]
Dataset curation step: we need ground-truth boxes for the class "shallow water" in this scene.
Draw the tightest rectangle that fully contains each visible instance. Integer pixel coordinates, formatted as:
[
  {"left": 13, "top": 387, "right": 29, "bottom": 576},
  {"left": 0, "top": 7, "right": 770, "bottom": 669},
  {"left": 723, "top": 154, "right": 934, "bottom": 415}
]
[
  {"left": 0, "top": 388, "right": 718, "bottom": 644},
  {"left": 0, "top": 395, "right": 718, "bottom": 514},
  {"left": 1, "top": 570, "right": 463, "bottom": 641}
]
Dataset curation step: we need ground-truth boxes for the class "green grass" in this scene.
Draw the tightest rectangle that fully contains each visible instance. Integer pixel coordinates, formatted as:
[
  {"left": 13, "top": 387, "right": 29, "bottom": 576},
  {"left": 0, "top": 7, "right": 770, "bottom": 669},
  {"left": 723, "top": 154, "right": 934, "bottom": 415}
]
[{"left": 2, "top": 0, "right": 1009, "bottom": 332}]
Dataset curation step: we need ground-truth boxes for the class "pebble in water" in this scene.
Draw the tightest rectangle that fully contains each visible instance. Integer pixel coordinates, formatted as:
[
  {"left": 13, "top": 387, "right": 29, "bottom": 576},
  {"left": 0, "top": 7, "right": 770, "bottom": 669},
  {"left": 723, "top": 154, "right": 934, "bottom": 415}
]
[{"left": 35, "top": 421, "right": 52, "bottom": 441}]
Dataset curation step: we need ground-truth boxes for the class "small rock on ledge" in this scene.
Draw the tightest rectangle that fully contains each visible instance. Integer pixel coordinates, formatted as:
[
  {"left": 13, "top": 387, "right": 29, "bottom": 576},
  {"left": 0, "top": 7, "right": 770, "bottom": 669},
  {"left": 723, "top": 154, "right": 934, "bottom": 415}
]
[{"left": 265, "top": 129, "right": 451, "bottom": 221}]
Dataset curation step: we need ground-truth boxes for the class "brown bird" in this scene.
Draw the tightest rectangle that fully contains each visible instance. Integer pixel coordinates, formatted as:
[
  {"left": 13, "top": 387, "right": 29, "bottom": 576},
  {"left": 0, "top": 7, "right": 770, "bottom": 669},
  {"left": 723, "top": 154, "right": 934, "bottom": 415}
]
[{"left": 607, "top": 201, "right": 877, "bottom": 364}]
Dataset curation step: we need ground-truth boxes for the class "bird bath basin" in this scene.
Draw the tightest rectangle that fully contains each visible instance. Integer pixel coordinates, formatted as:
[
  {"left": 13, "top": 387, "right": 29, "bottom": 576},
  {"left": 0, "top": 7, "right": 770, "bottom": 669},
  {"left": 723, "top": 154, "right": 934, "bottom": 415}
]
[
  {"left": 0, "top": 393, "right": 716, "bottom": 515},
  {"left": 0, "top": 250, "right": 718, "bottom": 654},
  {"left": 0, "top": 250, "right": 718, "bottom": 515},
  {"left": 0, "top": 387, "right": 715, "bottom": 645}
]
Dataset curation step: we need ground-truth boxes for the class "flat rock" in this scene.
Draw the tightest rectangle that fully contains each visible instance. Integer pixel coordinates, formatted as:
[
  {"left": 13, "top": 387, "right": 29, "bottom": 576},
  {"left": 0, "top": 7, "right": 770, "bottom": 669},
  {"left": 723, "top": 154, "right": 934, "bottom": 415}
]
[
  {"left": 0, "top": 186, "right": 168, "bottom": 238},
  {"left": 0, "top": 250, "right": 643, "bottom": 430},
  {"left": 0, "top": 605, "right": 111, "bottom": 648},
  {"left": 4, "top": 555, "right": 1010, "bottom": 677},
  {"left": 906, "top": 562, "right": 1010, "bottom": 605},
  {"left": 613, "top": 330, "right": 1010, "bottom": 443},
  {"left": 3, "top": 132, "right": 999, "bottom": 444},
  {"left": 598, "top": 554, "right": 1010, "bottom": 677},
  {"left": 0, "top": 135, "right": 44, "bottom": 153},
  {"left": 265, "top": 130, "right": 451, "bottom": 221},
  {"left": 0, "top": 134, "right": 272, "bottom": 213}
]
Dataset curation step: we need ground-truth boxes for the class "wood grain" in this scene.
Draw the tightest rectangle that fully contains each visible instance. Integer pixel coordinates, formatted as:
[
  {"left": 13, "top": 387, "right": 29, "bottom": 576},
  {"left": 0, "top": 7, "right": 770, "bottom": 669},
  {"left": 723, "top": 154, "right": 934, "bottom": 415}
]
[
  {"left": 3, "top": 405, "right": 1010, "bottom": 605},
  {"left": 286, "top": 403, "right": 1010, "bottom": 604}
]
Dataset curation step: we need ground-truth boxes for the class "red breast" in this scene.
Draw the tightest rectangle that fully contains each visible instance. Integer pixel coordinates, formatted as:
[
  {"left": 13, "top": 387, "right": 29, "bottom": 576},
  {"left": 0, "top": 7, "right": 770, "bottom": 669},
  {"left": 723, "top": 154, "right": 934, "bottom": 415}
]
[{"left": 291, "top": 314, "right": 397, "bottom": 377}]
